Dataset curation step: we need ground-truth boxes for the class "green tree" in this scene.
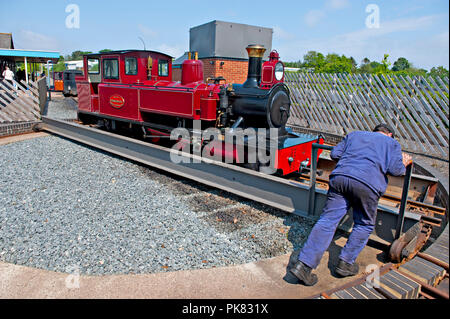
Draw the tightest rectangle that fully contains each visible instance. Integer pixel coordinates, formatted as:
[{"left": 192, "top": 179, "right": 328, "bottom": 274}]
[
  {"left": 284, "top": 61, "right": 302, "bottom": 68},
  {"left": 361, "top": 57, "right": 370, "bottom": 65},
  {"left": 392, "top": 57, "right": 410, "bottom": 72},
  {"left": 429, "top": 66, "right": 449, "bottom": 79},
  {"left": 378, "top": 54, "right": 391, "bottom": 74},
  {"left": 349, "top": 57, "right": 357, "bottom": 72},
  {"left": 99, "top": 49, "right": 113, "bottom": 53},
  {"left": 320, "top": 53, "right": 353, "bottom": 73},
  {"left": 69, "top": 50, "right": 93, "bottom": 61},
  {"left": 302, "top": 51, "right": 325, "bottom": 71}
]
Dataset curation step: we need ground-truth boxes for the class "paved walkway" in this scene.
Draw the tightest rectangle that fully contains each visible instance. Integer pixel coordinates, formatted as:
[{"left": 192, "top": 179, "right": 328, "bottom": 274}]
[{"left": 0, "top": 236, "right": 384, "bottom": 299}]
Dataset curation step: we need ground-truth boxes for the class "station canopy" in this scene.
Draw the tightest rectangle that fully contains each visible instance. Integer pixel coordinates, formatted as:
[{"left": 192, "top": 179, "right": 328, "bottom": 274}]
[
  {"left": 0, "top": 48, "right": 60, "bottom": 63},
  {"left": 0, "top": 33, "right": 60, "bottom": 63},
  {"left": 1, "top": 32, "right": 60, "bottom": 83}
]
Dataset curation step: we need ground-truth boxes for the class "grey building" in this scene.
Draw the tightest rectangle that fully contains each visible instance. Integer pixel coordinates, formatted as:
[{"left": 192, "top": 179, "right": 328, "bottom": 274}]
[
  {"left": 0, "top": 33, "right": 14, "bottom": 49},
  {"left": 189, "top": 20, "right": 273, "bottom": 60}
]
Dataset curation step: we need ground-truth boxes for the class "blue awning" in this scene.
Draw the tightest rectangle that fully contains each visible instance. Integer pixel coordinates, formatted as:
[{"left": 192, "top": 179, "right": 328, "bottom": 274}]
[{"left": 0, "top": 49, "right": 60, "bottom": 63}]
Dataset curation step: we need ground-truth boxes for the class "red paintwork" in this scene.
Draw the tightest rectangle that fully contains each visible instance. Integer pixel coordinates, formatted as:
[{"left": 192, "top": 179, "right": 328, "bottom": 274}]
[
  {"left": 203, "top": 140, "right": 242, "bottom": 163},
  {"left": 181, "top": 60, "right": 204, "bottom": 85},
  {"left": 276, "top": 138, "right": 324, "bottom": 175}
]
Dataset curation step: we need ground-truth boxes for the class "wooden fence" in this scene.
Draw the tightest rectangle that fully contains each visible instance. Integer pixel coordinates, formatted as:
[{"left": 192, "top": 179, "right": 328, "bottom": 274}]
[
  {"left": 285, "top": 72, "right": 449, "bottom": 159},
  {"left": 0, "top": 78, "right": 45, "bottom": 123}
]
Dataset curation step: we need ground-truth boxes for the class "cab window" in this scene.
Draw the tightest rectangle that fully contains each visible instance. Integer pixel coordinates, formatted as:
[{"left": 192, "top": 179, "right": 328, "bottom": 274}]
[
  {"left": 158, "top": 60, "right": 169, "bottom": 77},
  {"left": 88, "top": 58, "right": 99, "bottom": 74},
  {"left": 103, "top": 58, "right": 119, "bottom": 80},
  {"left": 125, "top": 57, "right": 138, "bottom": 75}
]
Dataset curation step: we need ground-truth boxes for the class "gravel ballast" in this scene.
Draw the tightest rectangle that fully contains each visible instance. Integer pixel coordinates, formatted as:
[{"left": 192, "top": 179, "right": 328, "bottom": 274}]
[
  {"left": 0, "top": 134, "right": 315, "bottom": 275},
  {"left": 44, "top": 95, "right": 78, "bottom": 120}
]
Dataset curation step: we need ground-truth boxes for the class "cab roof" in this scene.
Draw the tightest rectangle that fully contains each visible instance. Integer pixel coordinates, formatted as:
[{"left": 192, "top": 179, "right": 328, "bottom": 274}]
[{"left": 84, "top": 50, "right": 173, "bottom": 59}]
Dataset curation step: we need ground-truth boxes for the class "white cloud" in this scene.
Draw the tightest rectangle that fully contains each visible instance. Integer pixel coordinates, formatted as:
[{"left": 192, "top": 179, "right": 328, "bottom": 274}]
[
  {"left": 345, "top": 14, "right": 437, "bottom": 40},
  {"left": 304, "top": 0, "right": 350, "bottom": 28},
  {"left": 326, "top": 0, "right": 349, "bottom": 10},
  {"left": 304, "top": 10, "right": 326, "bottom": 28},
  {"left": 273, "top": 26, "right": 295, "bottom": 40},
  {"left": 154, "top": 43, "right": 184, "bottom": 58},
  {"left": 276, "top": 14, "right": 448, "bottom": 70},
  {"left": 15, "top": 30, "right": 59, "bottom": 51},
  {"left": 138, "top": 24, "right": 158, "bottom": 39}
]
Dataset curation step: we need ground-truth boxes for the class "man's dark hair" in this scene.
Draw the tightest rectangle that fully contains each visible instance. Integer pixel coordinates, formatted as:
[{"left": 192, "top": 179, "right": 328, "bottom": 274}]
[{"left": 373, "top": 123, "right": 395, "bottom": 138}]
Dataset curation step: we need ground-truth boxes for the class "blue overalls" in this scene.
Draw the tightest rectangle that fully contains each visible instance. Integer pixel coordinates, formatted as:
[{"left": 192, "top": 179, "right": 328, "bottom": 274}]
[{"left": 298, "top": 131, "right": 406, "bottom": 268}]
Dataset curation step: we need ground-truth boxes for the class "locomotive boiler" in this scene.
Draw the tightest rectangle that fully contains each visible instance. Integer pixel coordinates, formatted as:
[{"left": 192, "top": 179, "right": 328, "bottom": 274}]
[
  {"left": 75, "top": 45, "right": 323, "bottom": 175},
  {"left": 220, "top": 45, "right": 291, "bottom": 131}
]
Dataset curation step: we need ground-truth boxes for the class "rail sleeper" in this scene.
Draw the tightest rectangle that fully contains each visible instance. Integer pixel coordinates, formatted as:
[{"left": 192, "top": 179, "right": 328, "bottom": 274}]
[
  {"left": 424, "top": 246, "right": 449, "bottom": 264},
  {"left": 413, "top": 257, "right": 446, "bottom": 283},
  {"left": 351, "top": 284, "right": 385, "bottom": 299},
  {"left": 398, "top": 257, "right": 444, "bottom": 286},
  {"left": 378, "top": 274, "right": 412, "bottom": 299},
  {"left": 398, "top": 261, "right": 438, "bottom": 286},
  {"left": 331, "top": 290, "right": 357, "bottom": 299},
  {"left": 424, "top": 226, "right": 449, "bottom": 266},
  {"left": 383, "top": 270, "right": 420, "bottom": 299}
]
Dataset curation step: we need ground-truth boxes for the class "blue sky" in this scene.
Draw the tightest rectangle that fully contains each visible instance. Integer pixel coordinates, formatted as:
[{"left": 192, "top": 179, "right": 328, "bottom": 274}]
[{"left": 1, "top": 0, "right": 448, "bottom": 70}]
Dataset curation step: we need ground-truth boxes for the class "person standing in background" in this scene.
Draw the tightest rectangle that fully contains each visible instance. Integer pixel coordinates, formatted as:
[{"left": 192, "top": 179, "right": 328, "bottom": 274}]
[{"left": 2, "top": 66, "right": 14, "bottom": 86}]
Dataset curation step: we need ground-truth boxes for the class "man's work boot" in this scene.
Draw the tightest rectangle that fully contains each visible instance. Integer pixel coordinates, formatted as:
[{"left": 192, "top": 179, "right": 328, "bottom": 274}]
[
  {"left": 289, "top": 261, "right": 318, "bottom": 286},
  {"left": 335, "top": 259, "right": 359, "bottom": 277}
]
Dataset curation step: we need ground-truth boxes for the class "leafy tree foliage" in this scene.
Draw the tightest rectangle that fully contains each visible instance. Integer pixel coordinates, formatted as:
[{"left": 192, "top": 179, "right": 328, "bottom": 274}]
[
  {"left": 68, "top": 50, "right": 93, "bottom": 61},
  {"left": 392, "top": 57, "right": 411, "bottom": 72},
  {"left": 285, "top": 51, "right": 448, "bottom": 79},
  {"left": 429, "top": 66, "right": 449, "bottom": 79}
]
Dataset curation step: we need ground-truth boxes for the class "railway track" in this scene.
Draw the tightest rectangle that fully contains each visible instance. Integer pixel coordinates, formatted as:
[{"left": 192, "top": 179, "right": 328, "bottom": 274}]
[{"left": 35, "top": 116, "right": 448, "bottom": 299}]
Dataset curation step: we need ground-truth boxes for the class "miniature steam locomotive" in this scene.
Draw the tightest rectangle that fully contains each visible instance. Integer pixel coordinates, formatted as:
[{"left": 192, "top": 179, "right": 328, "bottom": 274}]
[{"left": 75, "top": 45, "right": 323, "bottom": 175}]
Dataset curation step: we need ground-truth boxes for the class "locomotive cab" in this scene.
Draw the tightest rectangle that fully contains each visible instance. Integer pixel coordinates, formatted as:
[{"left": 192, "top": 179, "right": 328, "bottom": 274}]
[{"left": 76, "top": 50, "right": 173, "bottom": 120}]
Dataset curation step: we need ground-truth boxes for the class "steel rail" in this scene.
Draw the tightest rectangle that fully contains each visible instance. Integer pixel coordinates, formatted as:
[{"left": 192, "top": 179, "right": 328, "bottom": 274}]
[{"left": 38, "top": 116, "right": 424, "bottom": 245}]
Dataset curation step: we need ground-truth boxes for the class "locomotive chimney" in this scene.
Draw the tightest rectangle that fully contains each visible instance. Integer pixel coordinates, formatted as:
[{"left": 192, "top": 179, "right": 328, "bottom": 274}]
[{"left": 243, "top": 44, "right": 266, "bottom": 88}]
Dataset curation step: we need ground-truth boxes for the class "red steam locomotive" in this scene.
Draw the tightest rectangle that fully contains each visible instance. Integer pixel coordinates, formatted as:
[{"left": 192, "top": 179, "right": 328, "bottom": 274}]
[{"left": 75, "top": 45, "right": 323, "bottom": 175}]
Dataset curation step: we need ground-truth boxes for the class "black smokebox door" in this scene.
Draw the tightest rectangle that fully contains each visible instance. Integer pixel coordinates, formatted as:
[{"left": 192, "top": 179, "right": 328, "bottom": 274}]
[{"left": 268, "top": 89, "right": 290, "bottom": 128}]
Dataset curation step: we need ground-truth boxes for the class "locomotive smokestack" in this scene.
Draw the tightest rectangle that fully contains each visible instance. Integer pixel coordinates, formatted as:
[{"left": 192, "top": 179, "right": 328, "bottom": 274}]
[{"left": 243, "top": 44, "right": 266, "bottom": 88}]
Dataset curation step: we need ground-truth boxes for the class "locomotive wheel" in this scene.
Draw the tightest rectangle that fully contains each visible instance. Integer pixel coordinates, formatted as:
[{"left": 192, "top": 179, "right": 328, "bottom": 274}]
[{"left": 103, "top": 119, "right": 113, "bottom": 132}]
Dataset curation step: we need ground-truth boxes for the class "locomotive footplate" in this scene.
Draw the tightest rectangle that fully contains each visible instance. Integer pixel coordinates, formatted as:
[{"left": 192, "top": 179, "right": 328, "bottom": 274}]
[
  {"left": 203, "top": 128, "right": 324, "bottom": 175},
  {"left": 274, "top": 129, "right": 324, "bottom": 175}
]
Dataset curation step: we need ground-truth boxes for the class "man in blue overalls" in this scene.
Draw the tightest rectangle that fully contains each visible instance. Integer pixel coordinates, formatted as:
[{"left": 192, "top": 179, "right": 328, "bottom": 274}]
[{"left": 290, "top": 124, "right": 412, "bottom": 286}]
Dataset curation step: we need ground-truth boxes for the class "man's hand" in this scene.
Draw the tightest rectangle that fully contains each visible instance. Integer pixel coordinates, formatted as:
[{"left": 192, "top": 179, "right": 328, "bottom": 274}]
[{"left": 402, "top": 153, "right": 413, "bottom": 167}]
